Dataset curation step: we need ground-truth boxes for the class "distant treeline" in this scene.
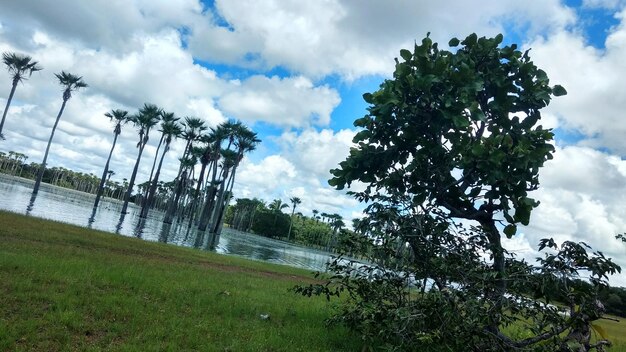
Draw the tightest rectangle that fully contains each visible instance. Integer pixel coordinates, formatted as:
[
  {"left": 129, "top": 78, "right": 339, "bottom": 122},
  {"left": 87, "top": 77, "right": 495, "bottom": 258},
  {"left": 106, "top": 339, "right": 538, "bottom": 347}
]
[{"left": 224, "top": 197, "right": 369, "bottom": 256}]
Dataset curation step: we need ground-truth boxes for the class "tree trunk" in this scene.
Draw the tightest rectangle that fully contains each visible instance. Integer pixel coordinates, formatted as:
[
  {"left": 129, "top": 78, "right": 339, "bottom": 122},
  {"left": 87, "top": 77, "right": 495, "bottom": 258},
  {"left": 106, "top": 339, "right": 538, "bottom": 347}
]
[
  {"left": 32, "top": 97, "right": 68, "bottom": 196},
  {"left": 197, "top": 184, "right": 218, "bottom": 231},
  {"left": 140, "top": 142, "right": 169, "bottom": 218},
  {"left": 0, "top": 79, "right": 18, "bottom": 139},
  {"left": 120, "top": 143, "right": 146, "bottom": 215},
  {"left": 93, "top": 132, "right": 118, "bottom": 211},
  {"left": 140, "top": 133, "right": 163, "bottom": 210},
  {"left": 163, "top": 170, "right": 187, "bottom": 224}
]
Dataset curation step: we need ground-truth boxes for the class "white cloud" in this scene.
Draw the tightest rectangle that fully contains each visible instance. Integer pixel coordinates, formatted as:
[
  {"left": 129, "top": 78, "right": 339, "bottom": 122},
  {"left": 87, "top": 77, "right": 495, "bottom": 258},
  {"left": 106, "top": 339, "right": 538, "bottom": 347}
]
[
  {"left": 219, "top": 76, "right": 340, "bottom": 127},
  {"left": 233, "top": 128, "right": 360, "bottom": 221},
  {"left": 188, "top": 0, "right": 574, "bottom": 79},
  {"left": 518, "top": 145, "right": 626, "bottom": 286},
  {"left": 276, "top": 128, "right": 355, "bottom": 178},
  {"left": 529, "top": 11, "right": 626, "bottom": 154}
]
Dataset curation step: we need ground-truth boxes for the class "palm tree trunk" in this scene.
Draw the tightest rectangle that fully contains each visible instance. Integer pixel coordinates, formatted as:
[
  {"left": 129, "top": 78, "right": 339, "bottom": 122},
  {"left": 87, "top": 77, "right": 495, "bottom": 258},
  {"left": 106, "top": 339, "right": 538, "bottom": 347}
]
[
  {"left": 163, "top": 170, "right": 187, "bottom": 224},
  {"left": 197, "top": 184, "right": 218, "bottom": 231},
  {"left": 32, "top": 98, "right": 68, "bottom": 196},
  {"left": 93, "top": 133, "right": 118, "bottom": 211},
  {"left": 120, "top": 144, "right": 145, "bottom": 215},
  {"left": 185, "top": 161, "right": 208, "bottom": 222},
  {"left": 212, "top": 165, "right": 239, "bottom": 236},
  {"left": 141, "top": 133, "right": 164, "bottom": 209},
  {"left": 208, "top": 171, "right": 228, "bottom": 235},
  {"left": 0, "top": 80, "right": 18, "bottom": 139},
  {"left": 140, "top": 142, "right": 169, "bottom": 218},
  {"left": 287, "top": 208, "right": 296, "bottom": 241}
]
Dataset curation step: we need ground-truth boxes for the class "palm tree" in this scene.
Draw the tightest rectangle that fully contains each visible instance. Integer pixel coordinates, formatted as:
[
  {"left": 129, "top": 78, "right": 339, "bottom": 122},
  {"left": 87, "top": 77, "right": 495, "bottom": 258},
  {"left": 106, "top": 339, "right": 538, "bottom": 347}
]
[
  {"left": 1, "top": 52, "right": 42, "bottom": 140},
  {"left": 120, "top": 103, "right": 161, "bottom": 215},
  {"left": 287, "top": 196, "right": 302, "bottom": 241},
  {"left": 141, "top": 111, "right": 178, "bottom": 205},
  {"left": 208, "top": 127, "right": 260, "bottom": 236},
  {"left": 92, "top": 109, "right": 130, "bottom": 211},
  {"left": 163, "top": 116, "right": 206, "bottom": 224},
  {"left": 140, "top": 119, "right": 182, "bottom": 218},
  {"left": 269, "top": 199, "right": 289, "bottom": 212},
  {"left": 32, "top": 72, "right": 87, "bottom": 196}
]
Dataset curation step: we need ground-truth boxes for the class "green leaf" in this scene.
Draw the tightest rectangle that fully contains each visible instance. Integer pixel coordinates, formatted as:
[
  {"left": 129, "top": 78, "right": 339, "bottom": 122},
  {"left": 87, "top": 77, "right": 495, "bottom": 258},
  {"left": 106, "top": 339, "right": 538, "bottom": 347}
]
[
  {"left": 503, "top": 224, "right": 517, "bottom": 238},
  {"left": 452, "top": 115, "right": 470, "bottom": 129},
  {"left": 462, "top": 33, "right": 478, "bottom": 47},
  {"left": 448, "top": 38, "right": 460, "bottom": 47},
  {"left": 400, "top": 49, "right": 412, "bottom": 62},
  {"left": 494, "top": 33, "right": 503, "bottom": 45},
  {"left": 552, "top": 85, "right": 567, "bottom": 97},
  {"left": 468, "top": 187, "right": 481, "bottom": 198},
  {"left": 363, "top": 93, "right": 374, "bottom": 104}
]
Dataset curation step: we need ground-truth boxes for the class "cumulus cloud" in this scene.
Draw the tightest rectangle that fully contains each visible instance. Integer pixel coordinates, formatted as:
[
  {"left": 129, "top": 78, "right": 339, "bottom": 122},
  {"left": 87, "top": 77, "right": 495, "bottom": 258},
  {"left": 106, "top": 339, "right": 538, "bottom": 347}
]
[
  {"left": 219, "top": 76, "right": 340, "bottom": 127},
  {"left": 188, "top": 0, "right": 574, "bottom": 79},
  {"left": 529, "top": 11, "right": 626, "bottom": 154},
  {"left": 517, "top": 145, "right": 626, "bottom": 285},
  {"left": 233, "top": 128, "right": 359, "bottom": 221}
]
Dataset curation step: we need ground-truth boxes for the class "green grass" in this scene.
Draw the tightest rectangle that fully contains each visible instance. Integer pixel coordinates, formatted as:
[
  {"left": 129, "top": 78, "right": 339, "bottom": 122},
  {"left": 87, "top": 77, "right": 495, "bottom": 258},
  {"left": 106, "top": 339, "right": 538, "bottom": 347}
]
[
  {"left": 2, "top": 211, "right": 625, "bottom": 351},
  {"left": 0, "top": 211, "right": 361, "bottom": 351}
]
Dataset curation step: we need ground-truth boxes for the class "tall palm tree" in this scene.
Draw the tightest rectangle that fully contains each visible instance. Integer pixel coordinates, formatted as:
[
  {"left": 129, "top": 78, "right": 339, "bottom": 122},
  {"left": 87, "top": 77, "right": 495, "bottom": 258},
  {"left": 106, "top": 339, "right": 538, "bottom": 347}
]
[
  {"left": 32, "top": 72, "right": 87, "bottom": 196},
  {"left": 92, "top": 109, "right": 130, "bottom": 211},
  {"left": 142, "top": 111, "right": 178, "bottom": 204},
  {"left": 140, "top": 119, "right": 182, "bottom": 218},
  {"left": 1, "top": 52, "right": 42, "bottom": 140},
  {"left": 163, "top": 116, "right": 206, "bottom": 224},
  {"left": 287, "top": 196, "right": 302, "bottom": 241},
  {"left": 120, "top": 103, "right": 161, "bottom": 215},
  {"left": 209, "top": 127, "right": 260, "bottom": 235}
]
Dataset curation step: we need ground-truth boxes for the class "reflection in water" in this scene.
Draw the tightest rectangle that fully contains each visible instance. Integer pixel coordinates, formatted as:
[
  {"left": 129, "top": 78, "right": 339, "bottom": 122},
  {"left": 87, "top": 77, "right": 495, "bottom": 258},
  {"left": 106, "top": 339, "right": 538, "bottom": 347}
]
[
  {"left": 0, "top": 175, "right": 339, "bottom": 272},
  {"left": 159, "top": 223, "right": 172, "bottom": 243},
  {"left": 26, "top": 192, "right": 36, "bottom": 215},
  {"left": 87, "top": 206, "right": 97, "bottom": 229},
  {"left": 133, "top": 217, "right": 147, "bottom": 238}
]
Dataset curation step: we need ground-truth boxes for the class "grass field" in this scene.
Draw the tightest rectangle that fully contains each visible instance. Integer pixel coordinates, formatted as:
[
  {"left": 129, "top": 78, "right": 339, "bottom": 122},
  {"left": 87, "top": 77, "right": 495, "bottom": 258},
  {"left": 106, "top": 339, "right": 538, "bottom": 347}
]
[
  {"left": 0, "top": 211, "right": 361, "bottom": 351},
  {"left": 1, "top": 210, "right": 624, "bottom": 351}
]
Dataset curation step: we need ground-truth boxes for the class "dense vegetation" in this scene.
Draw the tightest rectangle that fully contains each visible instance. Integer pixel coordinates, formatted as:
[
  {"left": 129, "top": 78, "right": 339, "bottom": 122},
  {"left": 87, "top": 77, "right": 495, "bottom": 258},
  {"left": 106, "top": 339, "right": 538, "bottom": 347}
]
[
  {"left": 297, "top": 33, "right": 624, "bottom": 351},
  {"left": 223, "top": 197, "right": 364, "bottom": 254}
]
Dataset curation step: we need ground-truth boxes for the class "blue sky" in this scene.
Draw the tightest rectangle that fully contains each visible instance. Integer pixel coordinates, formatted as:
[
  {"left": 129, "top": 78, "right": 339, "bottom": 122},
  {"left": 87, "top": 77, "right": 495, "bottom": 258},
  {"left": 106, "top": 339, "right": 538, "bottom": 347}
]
[{"left": 1, "top": 0, "right": 626, "bottom": 284}]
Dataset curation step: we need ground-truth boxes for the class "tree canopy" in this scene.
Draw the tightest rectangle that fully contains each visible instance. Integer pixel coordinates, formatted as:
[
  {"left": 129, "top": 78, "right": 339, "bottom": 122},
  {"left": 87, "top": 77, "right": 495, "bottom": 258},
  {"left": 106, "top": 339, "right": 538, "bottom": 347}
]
[{"left": 298, "top": 33, "right": 621, "bottom": 351}]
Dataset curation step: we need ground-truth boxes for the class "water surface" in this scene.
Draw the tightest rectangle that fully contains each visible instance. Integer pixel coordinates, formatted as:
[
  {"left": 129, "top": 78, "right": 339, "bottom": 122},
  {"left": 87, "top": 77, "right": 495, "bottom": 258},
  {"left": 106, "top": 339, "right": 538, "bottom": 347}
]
[{"left": 0, "top": 174, "right": 333, "bottom": 271}]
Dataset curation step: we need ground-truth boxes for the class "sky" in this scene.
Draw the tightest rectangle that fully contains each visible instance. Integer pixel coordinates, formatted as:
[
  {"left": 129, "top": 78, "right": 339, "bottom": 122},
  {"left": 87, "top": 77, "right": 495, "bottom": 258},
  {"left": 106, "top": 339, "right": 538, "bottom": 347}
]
[{"left": 0, "top": 0, "right": 625, "bottom": 285}]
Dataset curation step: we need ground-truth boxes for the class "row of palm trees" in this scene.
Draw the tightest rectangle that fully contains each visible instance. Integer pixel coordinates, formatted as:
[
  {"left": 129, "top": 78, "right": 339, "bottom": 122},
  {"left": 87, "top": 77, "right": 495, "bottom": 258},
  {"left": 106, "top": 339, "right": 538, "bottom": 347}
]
[
  {"left": 1, "top": 52, "right": 89, "bottom": 199},
  {"left": 2, "top": 51, "right": 260, "bottom": 238},
  {"left": 0, "top": 52, "right": 42, "bottom": 140}
]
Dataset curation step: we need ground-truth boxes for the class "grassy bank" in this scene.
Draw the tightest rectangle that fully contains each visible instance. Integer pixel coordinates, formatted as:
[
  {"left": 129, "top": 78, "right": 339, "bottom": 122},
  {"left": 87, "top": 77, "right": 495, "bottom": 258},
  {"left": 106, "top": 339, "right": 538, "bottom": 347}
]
[
  {"left": 0, "top": 211, "right": 360, "bottom": 351},
  {"left": 2, "top": 211, "right": 625, "bottom": 351}
]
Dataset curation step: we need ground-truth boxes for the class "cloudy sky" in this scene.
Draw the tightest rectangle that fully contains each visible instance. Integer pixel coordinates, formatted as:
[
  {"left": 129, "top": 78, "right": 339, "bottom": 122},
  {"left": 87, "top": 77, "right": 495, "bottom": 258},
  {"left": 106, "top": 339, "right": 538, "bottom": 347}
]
[{"left": 1, "top": 1, "right": 625, "bottom": 284}]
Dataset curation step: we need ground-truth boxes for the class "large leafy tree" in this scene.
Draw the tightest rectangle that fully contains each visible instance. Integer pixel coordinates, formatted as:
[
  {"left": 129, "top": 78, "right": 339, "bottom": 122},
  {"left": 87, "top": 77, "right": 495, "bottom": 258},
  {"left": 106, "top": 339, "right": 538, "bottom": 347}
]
[
  {"left": 298, "top": 34, "right": 621, "bottom": 351},
  {"left": 32, "top": 72, "right": 87, "bottom": 196},
  {"left": 92, "top": 109, "right": 130, "bottom": 212},
  {"left": 120, "top": 103, "right": 161, "bottom": 215},
  {"left": 1, "top": 52, "right": 42, "bottom": 140}
]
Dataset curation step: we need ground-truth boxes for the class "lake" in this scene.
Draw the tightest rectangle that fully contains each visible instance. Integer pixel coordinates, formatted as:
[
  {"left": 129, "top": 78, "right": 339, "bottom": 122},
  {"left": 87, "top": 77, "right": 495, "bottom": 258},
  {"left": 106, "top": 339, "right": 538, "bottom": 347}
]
[{"left": 0, "top": 174, "right": 334, "bottom": 272}]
